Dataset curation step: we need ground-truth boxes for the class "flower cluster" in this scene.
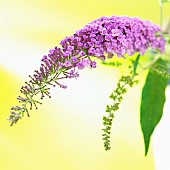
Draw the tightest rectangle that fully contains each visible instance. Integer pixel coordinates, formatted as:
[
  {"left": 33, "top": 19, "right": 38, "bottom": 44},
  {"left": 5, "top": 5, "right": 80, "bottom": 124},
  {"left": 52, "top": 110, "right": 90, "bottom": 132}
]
[
  {"left": 8, "top": 15, "right": 165, "bottom": 125},
  {"left": 61, "top": 15, "right": 165, "bottom": 58}
]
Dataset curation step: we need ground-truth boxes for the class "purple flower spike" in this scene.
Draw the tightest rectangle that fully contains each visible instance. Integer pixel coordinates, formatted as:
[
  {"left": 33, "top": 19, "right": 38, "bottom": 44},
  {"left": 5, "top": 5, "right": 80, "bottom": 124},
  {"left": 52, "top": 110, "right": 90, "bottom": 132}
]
[{"left": 8, "top": 15, "right": 165, "bottom": 126}]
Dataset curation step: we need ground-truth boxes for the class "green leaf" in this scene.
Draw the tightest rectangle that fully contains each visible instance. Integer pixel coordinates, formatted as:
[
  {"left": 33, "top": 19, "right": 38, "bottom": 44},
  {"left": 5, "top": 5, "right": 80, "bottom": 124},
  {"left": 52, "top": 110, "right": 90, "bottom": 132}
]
[
  {"left": 140, "top": 58, "right": 168, "bottom": 156},
  {"left": 133, "top": 54, "right": 140, "bottom": 75}
]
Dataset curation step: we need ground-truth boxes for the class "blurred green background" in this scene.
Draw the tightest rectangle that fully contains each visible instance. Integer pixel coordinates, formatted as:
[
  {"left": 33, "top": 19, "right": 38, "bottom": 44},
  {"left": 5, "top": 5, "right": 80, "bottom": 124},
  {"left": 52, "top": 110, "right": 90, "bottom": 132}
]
[{"left": 0, "top": 0, "right": 170, "bottom": 169}]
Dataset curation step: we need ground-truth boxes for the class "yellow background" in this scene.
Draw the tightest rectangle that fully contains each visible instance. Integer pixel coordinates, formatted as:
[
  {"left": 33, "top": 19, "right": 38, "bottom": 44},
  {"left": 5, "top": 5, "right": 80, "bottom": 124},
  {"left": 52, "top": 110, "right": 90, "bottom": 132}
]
[{"left": 0, "top": 0, "right": 170, "bottom": 169}]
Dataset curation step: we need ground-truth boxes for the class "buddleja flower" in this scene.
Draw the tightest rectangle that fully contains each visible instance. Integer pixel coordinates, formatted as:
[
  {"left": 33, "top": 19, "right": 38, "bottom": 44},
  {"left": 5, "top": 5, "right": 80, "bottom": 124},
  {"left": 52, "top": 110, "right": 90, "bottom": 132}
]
[{"left": 8, "top": 15, "right": 165, "bottom": 125}]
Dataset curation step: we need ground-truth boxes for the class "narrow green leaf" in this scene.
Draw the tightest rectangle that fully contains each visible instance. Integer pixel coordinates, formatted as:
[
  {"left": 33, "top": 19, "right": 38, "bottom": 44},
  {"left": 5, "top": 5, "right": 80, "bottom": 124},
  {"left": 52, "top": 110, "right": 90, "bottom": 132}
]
[
  {"left": 140, "top": 58, "right": 168, "bottom": 156},
  {"left": 133, "top": 54, "right": 140, "bottom": 75}
]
